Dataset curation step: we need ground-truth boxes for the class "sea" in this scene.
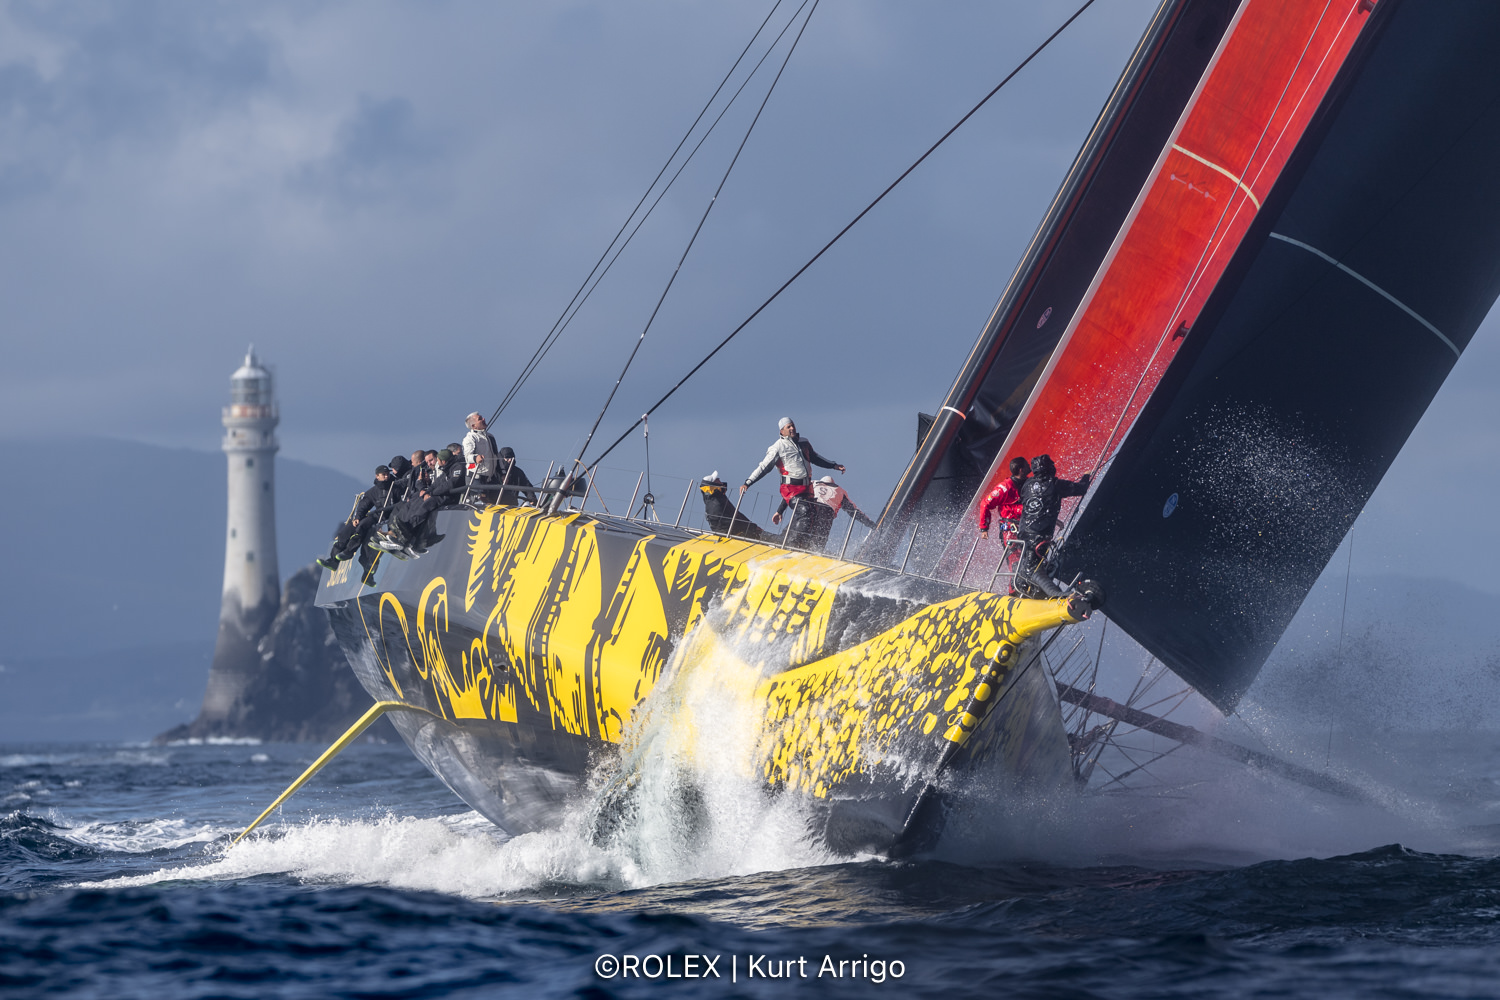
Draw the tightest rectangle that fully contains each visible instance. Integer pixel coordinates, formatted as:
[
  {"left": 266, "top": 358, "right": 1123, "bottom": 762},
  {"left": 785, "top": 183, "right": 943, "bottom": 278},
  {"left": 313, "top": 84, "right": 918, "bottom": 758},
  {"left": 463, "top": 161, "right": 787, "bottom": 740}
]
[{"left": 3, "top": 730, "right": 1500, "bottom": 999}]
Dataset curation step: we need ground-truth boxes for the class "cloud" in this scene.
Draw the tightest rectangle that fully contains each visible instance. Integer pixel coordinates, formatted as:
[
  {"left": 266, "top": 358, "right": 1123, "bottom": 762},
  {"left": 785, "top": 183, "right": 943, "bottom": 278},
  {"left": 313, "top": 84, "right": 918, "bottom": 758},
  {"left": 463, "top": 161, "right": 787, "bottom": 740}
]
[
  {"left": 291, "top": 93, "right": 448, "bottom": 208},
  {"left": 0, "top": 0, "right": 274, "bottom": 200}
]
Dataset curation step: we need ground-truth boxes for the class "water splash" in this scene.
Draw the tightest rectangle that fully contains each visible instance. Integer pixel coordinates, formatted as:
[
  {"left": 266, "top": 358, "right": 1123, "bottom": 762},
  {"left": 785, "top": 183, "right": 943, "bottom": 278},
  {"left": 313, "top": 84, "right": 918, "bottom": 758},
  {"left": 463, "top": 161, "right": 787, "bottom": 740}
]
[{"left": 80, "top": 643, "right": 846, "bottom": 898}]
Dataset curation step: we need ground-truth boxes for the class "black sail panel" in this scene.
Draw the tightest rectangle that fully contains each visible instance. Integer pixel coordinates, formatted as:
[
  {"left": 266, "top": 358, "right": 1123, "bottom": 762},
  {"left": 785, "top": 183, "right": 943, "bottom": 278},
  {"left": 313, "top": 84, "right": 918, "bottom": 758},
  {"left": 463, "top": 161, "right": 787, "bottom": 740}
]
[{"left": 1061, "top": 0, "right": 1500, "bottom": 711}]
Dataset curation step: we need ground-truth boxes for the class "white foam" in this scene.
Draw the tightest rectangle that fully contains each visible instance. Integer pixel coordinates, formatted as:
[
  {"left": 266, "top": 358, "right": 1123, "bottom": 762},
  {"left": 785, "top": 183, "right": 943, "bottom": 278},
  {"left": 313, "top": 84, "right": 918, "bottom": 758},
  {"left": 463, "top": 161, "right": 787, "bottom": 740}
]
[
  {"left": 61, "top": 816, "right": 228, "bottom": 854},
  {"left": 79, "top": 639, "right": 853, "bottom": 899},
  {"left": 0, "top": 754, "right": 61, "bottom": 768},
  {"left": 163, "top": 737, "right": 263, "bottom": 747},
  {"left": 79, "top": 813, "right": 643, "bottom": 898}
]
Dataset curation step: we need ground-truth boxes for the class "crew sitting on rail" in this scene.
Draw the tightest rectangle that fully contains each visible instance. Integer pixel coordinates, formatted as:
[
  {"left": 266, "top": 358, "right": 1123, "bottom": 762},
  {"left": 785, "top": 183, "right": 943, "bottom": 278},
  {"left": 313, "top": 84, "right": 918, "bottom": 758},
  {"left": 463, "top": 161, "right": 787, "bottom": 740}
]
[
  {"left": 317, "top": 464, "right": 396, "bottom": 573},
  {"left": 1013, "top": 453, "right": 1090, "bottom": 599},
  {"left": 378, "top": 449, "right": 467, "bottom": 555},
  {"left": 700, "top": 472, "right": 766, "bottom": 540},
  {"left": 741, "top": 417, "right": 845, "bottom": 550},
  {"left": 463, "top": 412, "right": 499, "bottom": 483},
  {"left": 408, "top": 449, "right": 431, "bottom": 494}
]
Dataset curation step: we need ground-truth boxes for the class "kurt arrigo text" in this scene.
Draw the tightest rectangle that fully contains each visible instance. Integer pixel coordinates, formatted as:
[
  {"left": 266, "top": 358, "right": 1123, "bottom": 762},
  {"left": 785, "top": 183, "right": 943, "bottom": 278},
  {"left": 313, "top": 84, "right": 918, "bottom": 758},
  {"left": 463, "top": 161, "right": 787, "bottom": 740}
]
[{"left": 593, "top": 953, "right": 906, "bottom": 983}]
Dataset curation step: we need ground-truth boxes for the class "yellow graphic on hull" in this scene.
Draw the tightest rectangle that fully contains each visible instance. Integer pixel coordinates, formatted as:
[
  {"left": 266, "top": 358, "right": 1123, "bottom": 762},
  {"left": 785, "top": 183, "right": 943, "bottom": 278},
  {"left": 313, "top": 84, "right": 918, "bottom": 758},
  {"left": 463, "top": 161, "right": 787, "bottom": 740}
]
[{"left": 358, "top": 506, "right": 1086, "bottom": 798}]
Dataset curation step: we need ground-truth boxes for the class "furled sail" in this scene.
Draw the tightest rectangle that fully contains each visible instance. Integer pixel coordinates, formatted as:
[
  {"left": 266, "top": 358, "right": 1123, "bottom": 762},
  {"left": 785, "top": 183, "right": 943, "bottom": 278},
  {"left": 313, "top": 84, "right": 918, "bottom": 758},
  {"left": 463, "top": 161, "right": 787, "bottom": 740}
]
[{"left": 1058, "top": 0, "right": 1500, "bottom": 710}]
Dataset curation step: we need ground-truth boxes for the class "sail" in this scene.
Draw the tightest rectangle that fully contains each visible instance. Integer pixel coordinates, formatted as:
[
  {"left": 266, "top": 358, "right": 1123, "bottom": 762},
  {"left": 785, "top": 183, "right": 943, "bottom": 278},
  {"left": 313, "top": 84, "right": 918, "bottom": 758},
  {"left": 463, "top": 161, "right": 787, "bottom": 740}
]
[
  {"left": 920, "top": 0, "right": 1381, "bottom": 586},
  {"left": 871, "top": 0, "right": 1242, "bottom": 558},
  {"left": 1058, "top": 0, "right": 1500, "bottom": 711}
]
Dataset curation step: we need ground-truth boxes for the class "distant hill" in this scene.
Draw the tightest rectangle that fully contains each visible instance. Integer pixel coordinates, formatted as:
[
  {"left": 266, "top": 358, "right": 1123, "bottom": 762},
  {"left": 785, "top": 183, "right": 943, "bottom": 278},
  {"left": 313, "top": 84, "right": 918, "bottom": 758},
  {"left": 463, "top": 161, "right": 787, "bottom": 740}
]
[{"left": 0, "top": 439, "right": 361, "bottom": 741}]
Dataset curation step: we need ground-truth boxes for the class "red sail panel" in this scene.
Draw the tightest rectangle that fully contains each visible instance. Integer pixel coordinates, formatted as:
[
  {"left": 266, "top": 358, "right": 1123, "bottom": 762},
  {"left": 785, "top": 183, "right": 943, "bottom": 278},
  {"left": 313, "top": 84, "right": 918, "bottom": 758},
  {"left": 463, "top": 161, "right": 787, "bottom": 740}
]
[{"left": 946, "top": 0, "right": 1373, "bottom": 573}]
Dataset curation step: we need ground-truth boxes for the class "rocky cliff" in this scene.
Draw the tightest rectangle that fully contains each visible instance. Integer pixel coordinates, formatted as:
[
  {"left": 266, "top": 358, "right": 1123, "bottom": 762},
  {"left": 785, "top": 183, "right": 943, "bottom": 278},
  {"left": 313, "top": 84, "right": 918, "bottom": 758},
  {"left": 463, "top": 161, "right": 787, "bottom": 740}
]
[{"left": 156, "top": 564, "right": 388, "bottom": 743}]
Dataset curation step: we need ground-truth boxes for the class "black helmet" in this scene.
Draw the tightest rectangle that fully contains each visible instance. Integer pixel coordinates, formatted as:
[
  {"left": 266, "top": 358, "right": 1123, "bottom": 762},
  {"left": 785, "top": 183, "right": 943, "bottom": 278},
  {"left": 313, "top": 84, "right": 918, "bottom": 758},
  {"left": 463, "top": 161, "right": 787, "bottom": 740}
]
[{"left": 1031, "top": 454, "right": 1055, "bottom": 477}]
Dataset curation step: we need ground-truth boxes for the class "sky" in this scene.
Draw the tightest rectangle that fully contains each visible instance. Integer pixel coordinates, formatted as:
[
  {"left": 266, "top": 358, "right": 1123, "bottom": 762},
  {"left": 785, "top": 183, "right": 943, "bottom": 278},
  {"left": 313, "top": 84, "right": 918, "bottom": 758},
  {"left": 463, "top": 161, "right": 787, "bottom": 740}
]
[{"left": 2, "top": 0, "right": 1499, "bottom": 592}]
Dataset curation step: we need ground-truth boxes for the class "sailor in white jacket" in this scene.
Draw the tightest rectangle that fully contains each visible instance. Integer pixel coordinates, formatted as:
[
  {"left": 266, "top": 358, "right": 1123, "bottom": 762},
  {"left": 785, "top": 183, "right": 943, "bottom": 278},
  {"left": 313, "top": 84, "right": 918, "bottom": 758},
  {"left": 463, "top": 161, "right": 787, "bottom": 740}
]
[
  {"left": 462, "top": 411, "right": 499, "bottom": 481},
  {"left": 741, "top": 418, "right": 845, "bottom": 543}
]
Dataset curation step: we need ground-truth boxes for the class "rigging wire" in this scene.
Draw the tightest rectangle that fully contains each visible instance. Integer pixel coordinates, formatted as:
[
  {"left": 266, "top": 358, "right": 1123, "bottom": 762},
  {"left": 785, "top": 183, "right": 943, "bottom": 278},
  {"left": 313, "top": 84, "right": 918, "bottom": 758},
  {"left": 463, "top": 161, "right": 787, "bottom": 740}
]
[
  {"left": 488, "top": 0, "right": 788, "bottom": 425},
  {"left": 499, "top": 3, "right": 820, "bottom": 424},
  {"left": 1329, "top": 524, "right": 1354, "bottom": 765},
  {"left": 573, "top": 0, "right": 820, "bottom": 471},
  {"left": 586, "top": 0, "right": 1103, "bottom": 470}
]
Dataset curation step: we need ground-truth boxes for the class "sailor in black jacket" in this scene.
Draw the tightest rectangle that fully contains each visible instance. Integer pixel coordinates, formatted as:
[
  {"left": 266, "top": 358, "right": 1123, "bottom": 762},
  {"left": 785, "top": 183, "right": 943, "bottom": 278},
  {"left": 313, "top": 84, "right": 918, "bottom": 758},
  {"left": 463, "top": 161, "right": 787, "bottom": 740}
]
[
  {"left": 496, "top": 447, "right": 538, "bottom": 506},
  {"left": 319, "top": 466, "right": 395, "bottom": 570},
  {"left": 700, "top": 472, "right": 765, "bottom": 540},
  {"left": 1017, "top": 454, "right": 1090, "bottom": 539},
  {"left": 1014, "top": 454, "right": 1090, "bottom": 598}
]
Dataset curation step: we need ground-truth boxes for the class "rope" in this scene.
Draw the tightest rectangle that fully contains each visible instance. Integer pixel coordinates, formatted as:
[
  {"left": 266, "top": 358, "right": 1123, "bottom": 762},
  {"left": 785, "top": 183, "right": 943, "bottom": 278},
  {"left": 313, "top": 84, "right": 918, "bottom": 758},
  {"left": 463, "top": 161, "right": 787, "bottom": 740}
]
[
  {"left": 490, "top": 0, "right": 789, "bottom": 423},
  {"left": 586, "top": 0, "right": 1103, "bottom": 469},
  {"left": 573, "top": 0, "right": 820, "bottom": 469}
]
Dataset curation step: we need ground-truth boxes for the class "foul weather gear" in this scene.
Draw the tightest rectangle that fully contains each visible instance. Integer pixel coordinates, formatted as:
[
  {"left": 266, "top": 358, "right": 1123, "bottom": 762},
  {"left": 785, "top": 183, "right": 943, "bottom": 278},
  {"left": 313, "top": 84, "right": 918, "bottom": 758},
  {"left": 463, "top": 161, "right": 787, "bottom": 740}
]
[
  {"left": 700, "top": 475, "right": 766, "bottom": 539},
  {"left": 1017, "top": 470, "right": 1090, "bottom": 540},
  {"left": 744, "top": 434, "right": 840, "bottom": 500},
  {"left": 978, "top": 476, "right": 1026, "bottom": 533}
]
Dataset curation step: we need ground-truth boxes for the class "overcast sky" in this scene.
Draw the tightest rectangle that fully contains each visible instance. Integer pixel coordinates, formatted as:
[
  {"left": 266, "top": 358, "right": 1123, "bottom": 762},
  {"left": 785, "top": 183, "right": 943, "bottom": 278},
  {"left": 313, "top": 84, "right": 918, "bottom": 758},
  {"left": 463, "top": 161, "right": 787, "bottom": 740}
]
[{"left": 3, "top": 0, "right": 1498, "bottom": 592}]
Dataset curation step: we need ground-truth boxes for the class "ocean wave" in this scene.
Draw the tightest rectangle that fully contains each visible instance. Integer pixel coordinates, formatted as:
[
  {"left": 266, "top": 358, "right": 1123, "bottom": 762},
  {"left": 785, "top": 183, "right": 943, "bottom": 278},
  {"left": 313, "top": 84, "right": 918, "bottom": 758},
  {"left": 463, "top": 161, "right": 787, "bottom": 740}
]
[
  {"left": 79, "top": 813, "right": 636, "bottom": 898},
  {"left": 57, "top": 816, "right": 227, "bottom": 855},
  {"left": 161, "top": 737, "right": 263, "bottom": 747}
]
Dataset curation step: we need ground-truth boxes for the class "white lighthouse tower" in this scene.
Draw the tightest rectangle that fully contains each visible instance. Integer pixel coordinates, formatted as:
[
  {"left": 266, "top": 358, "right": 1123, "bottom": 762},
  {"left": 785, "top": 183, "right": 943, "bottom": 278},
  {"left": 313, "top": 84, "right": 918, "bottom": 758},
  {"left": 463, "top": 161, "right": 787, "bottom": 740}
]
[
  {"left": 220, "top": 347, "right": 280, "bottom": 613},
  {"left": 197, "top": 347, "right": 283, "bottom": 726}
]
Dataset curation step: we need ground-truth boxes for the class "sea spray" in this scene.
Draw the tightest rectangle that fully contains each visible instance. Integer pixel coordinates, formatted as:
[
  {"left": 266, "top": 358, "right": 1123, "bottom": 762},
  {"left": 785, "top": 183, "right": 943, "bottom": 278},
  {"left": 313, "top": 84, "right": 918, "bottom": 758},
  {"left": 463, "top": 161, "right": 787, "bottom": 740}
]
[
  {"left": 580, "top": 626, "right": 843, "bottom": 884},
  {"left": 83, "top": 632, "right": 845, "bottom": 898}
]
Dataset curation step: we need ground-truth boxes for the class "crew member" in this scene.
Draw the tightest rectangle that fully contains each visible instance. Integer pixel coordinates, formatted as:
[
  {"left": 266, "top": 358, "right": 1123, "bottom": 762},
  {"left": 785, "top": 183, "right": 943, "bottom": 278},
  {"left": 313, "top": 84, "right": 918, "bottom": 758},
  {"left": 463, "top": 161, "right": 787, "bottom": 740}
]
[
  {"left": 495, "top": 447, "right": 538, "bottom": 506},
  {"left": 393, "top": 449, "right": 471, "bottom": 551},
  {"left": 779, "top": 474, "right": 874, "bottom": 551},
  {"left": 1014, "top": 453, "right": 1090, "bottom": 598},
  {"left": 979, "top": 457, "right": 1030, "bottom": 539},
  {"left": 741, "top": 417, "right": 844, "bottom": 549},
  {"left": 410, "top": 449, "right": 431, "bottom": 492},
  {"left": 317, "top": 465, "right": 394, "bottom": 571},
  {"left": 463, "top": 412, "right": 499, "bottom": 482},
  {"left": 700, "top": 472, "right": 765, "bottom": 540}
]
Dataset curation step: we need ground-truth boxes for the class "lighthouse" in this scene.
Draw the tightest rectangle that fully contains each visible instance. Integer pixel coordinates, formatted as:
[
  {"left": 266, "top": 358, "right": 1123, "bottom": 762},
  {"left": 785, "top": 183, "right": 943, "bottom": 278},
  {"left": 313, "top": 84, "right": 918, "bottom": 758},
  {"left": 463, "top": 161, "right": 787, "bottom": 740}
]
[
  {"left": 198, "top": 347, "right": 282, "bottom": 724},
  {"left": 220, "top": 348, "right": 280, "bottom": 614},
  {"left": 159, "top": 347, "right": 377, "bottom": 744}
]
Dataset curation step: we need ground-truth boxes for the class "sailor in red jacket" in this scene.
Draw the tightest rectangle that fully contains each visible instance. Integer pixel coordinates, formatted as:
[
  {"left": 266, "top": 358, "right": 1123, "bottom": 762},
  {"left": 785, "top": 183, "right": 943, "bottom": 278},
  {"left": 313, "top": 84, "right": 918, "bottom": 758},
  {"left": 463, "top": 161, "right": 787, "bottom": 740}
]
[{"left": 978, "top": 456, "right": 1031, "bottom": 538}]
